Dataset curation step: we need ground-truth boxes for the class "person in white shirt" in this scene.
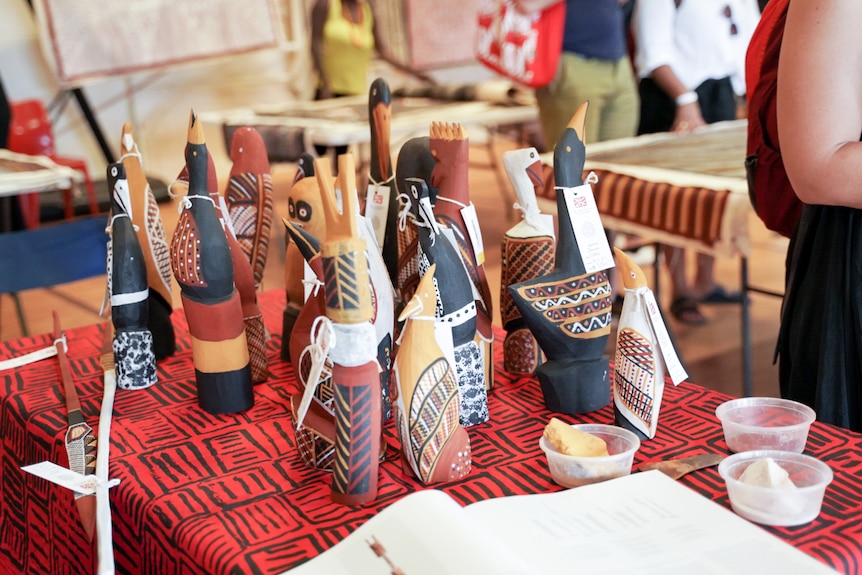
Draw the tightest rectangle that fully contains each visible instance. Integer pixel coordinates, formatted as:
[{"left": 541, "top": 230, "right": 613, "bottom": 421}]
[{"left": 631, "top": 0, "right": 760, "bottom": 324}]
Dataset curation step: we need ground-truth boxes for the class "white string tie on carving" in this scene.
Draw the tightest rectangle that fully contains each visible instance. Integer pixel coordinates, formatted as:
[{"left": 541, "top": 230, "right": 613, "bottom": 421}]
[
  {"left": 53, "top": 334, "right": 68, "bottom": 354},
  {"left": 301, "top": 276, "right": 325, "bottom": 297},
  {"left": 177, "top": 194, "right": 216, "bottom": 215},
  {"left": 397, "top": 193, "right": 414, "bottom": 232}
]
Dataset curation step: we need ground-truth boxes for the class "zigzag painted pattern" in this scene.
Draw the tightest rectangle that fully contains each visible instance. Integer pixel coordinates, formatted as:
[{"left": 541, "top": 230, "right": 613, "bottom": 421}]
[
  {"left": 500, "top": 236, "right": 554, "bottom": 326},
  {"left": 514, "top": 273, "right": 613, "bottom": 337},
  {"left": 244, "top": 315, "right": 268, "bottom": 382},
  {"left": 323, "top": 253, "right": 364, "bottom": 312},
  {"left": 397, "top": 226, "right": 419, "bottom": 304},
  {"left": 227, "top": 172, "right": 274, "bottom": 286},
  {"left": 409, "top": 359, "right": 460, "bottom": 480},
  {"left": 332, "top": 383, "right": 375, "bottom": 496},
  {"left": 145, "top": 189, "right": 173, "bottom": 295},
  {"left": 615, "top": 327, "right": 656, "bottom": 425}
]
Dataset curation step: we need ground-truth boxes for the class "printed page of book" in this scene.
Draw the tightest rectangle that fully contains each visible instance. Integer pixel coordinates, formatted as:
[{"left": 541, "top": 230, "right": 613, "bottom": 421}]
[
  {"left": 465, "top": 470, "right": 836, "bottom": 574},
  {"left": 281, "top": 489, "right": 534, "bottom": 575}
]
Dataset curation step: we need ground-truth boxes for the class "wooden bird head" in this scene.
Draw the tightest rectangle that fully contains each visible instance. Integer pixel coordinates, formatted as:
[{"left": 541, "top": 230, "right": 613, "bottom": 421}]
[
  {"left": 503, "top": 146, "right": 544, "bottom": 219},
  {"left": 429, "top": 122, "right": 469, "bottom": 197},
  {"left": 396, "top": 136, "right": 437, "bottom": 206},
  {"left": 398, "top": 263, "right": 438, "bottom": 322},
  {"left": 287, "top": 176, "right": 326, "bottom": 241},
  {"left": 613, "top": 247, "right": 649, "bottom": 290},
  {"left": 229, "top": 126, "right": 270, "bottom": 178},
  {"left": 368, "top": 77, "right": 392, "bottom": 181},
  {"left": 173, "top": 110, "right": 219, "bottom": 199}
]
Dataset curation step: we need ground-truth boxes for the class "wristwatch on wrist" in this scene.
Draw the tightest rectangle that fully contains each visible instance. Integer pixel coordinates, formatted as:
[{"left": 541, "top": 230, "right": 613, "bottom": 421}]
[{"left": 675, "top": 91, "right": 699, "bottom": 106}]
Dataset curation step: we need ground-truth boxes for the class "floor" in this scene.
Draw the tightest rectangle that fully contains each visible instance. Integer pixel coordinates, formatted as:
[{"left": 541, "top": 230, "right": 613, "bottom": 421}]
[{"left": 0, "top": 140, "right": 788, "bottom": 399}]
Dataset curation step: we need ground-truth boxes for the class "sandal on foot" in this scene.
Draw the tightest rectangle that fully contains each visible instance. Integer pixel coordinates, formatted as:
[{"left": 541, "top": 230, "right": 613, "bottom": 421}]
[
  {"left": 670, "top": 296, "right": 707, "bottom": 325},
  {"left": 700, "top": 286, "right": 743, "bottom": 304}
]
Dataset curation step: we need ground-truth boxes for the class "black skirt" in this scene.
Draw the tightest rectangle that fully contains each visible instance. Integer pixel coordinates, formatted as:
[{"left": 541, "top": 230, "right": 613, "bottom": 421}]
[{"left": 779, "top": 203, "right": 862, "bottom": 431}]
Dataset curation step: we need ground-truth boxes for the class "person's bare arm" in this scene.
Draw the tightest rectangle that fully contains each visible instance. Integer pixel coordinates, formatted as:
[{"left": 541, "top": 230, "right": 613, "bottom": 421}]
[
  {"left": 778, "top": 0, "right": 862, "bottom": 206},
  {"left": 310, "top": 0, "right": 331, "bottom": 98}
]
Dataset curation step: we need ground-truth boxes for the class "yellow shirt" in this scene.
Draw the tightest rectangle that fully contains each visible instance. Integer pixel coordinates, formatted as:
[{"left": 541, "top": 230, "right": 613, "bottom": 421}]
[{"left": 321, "top": 0, "right": 374, "bottom": 95}]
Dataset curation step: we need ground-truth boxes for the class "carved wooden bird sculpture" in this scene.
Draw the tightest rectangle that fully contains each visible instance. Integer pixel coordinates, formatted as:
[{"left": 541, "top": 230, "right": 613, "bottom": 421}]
[
  {"left": 321, "top": 157, "right": 395, "bottom": 421},
  {"left": 500, "top": 147, "right": 553, "bottom": 375},
  {"left": 106, "top": 162, "right": 157, "bottom": 390},
  {"left": 394, "top": 136, "right": 436, "bottom": 311},
  {"left": 393, "top": 263, "right": 471, "bottom": 483},
  {"left": 169, "top": 111, "right": 253, "bottom": 414},
  {"left": 613, "top": 247, "right": 666, "bottom": 440},
  {"left": 283, "top": 218, "right": 336, "bottom": 470},
  {"left": 508, "top": 103, "right": 614, "bottom": 415},
  {"left": 119, "top": 122, "right": 175, "bottom": 359},
  {"left": 315, "top": 154, "right": 381, "bottom": 506},
  {"left": 282, "top": 152, "right": 322, "bottom": 358},
  {"left": 225, "top": 126, "right": 274, "bottom": 289},
  {"left": 366, "top": 77, "right": 399, "bottom": 290},
  {"left": 429, "top": 121, "right": 495, "bottom": 387},
  {"left": 407, "top": 177, "right": 489, "bottom": 427}
]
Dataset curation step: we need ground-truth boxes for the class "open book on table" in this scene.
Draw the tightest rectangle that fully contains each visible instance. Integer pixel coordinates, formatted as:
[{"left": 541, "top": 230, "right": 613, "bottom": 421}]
[{"left": 281, "top": 470, "right": 835, "bottom": 575}]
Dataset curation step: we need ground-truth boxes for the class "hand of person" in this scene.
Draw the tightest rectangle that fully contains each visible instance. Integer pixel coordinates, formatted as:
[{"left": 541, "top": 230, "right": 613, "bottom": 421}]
[{"left": 672, "top": 103, "right": 707, "bottom": 134}]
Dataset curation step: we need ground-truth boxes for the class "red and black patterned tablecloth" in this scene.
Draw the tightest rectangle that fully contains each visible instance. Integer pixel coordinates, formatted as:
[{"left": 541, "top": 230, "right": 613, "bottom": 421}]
[{"left": 1, "top": 290, "right": 860, "bottom": 574}]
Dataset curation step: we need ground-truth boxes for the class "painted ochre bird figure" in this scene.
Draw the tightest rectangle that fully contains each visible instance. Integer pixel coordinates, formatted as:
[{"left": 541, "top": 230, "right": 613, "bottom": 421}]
[
  {"left": 508, "top": 103, "right": 614, "bottom": 414},
  {"left": 282, "top": 152, "right": 322, "bottom": 359},
  {"left": 365, "top": 77, "right": 399, "bottom": 291},
  {"left": 500, "top": 147, "right": 553, "bottom": 374},
  {"left": 106, "top": 161, "right": 157, "bottom": 390},
  {"left": 283, "top": 218, "right": 336, "bottom": 470},
  {"left": 613, "top": 247, "right": 671, "bottom": 440},
  {"left": 169, "top": 111, "right": 253, "bottom": 414},
  {"left": 407, "top": 177, "right": 488, "bottom": 427},
  {"left": 119, "top": 123, "right": 175, "bottom": 360},
  {"left": 393, "top": 263, "right": 471, "bottom": 483},
  {"left": 394, "top": 136, "right": 436, "bottom": 311},
  {"left": 429, "top": 122, "right": 495, "bottom": 388},
  {"left": 315, "top": 154, "right": 382, "bottom": 506},
  {"left": 225, "top": 125, "right": 274, "bottom": 290}
]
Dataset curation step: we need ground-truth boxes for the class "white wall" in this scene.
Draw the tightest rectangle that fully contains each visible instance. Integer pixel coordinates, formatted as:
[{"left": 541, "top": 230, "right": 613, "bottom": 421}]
[
  {"left": 0, "top": 0, "right": 494, "bottom": 184},
  {"left": 0, "top": 0, "right": 313, "bottom": 183}
]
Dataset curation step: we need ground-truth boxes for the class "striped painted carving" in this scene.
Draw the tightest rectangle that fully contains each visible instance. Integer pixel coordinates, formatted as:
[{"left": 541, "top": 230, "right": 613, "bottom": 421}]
[
  {"left": 227, "top": 172, "right": 274, "bottom": 286},
  {"left": 513, "top": 273, "right": 613, "bottom": 338},
  {"left": 409, "top": 358, "right": 461, "bottom": 480},
  {"left": 332, "top": 382, "right": 376, "bottom": 496}
]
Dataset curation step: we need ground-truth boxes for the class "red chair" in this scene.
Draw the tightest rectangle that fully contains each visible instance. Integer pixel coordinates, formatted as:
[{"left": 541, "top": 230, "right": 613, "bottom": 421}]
[{"left": 7, "top": 99, "right": 99, "bottom": 228}]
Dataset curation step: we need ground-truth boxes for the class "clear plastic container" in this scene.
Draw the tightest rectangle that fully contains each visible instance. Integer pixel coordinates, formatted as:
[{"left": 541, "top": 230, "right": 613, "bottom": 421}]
[
  {"left": 715, "top": 397, "right": 815, "bottom": 453},
  {"left": 718, "top": 450, "right": 833, "bottom": 526},
  {"left": 539, "top": 423, "right": 640, "bottom": 488}
]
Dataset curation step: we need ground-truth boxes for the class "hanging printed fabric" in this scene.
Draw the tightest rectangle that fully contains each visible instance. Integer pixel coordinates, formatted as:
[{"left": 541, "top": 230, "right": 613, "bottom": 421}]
[{"left": 474, "top": 0, "right": 566, "bottom": 88}]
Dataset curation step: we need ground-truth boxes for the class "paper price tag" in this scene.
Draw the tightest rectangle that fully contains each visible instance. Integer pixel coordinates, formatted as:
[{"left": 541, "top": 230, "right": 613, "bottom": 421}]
[
  {"left": 562, "top": 183, "right": 615, "bottom": 274},
  {"left": 540, "top": 213, "right": 556, "bottom": 241},
  {"left": 643, "top": 290, "right": 688, "bottom": 385},
  {"left": 22, "top": 461, "right": 97, "bottom": 495},
  {"left": 460, "top": 203, "right": 486, "bottom": 266},
  {"left": 365, "top": 183, "right": 390, "bottom": 252},
  {"left": 302, "top": 260, "right": 317, "bottom": 303}
]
